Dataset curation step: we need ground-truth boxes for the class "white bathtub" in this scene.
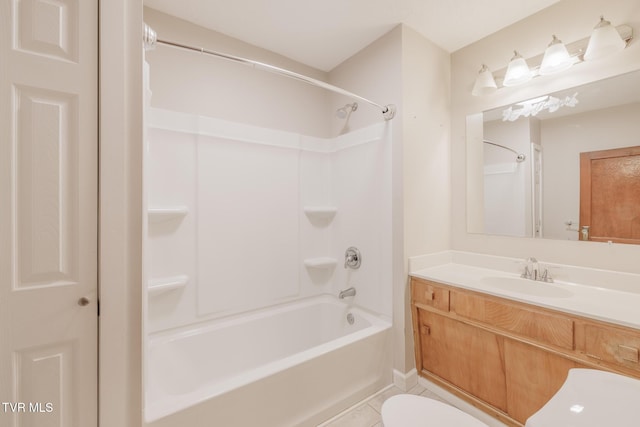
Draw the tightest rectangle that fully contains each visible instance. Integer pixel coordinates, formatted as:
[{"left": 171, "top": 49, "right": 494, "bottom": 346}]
[{"left": 145, "top": 295, "right": 392, "bottom": 426}]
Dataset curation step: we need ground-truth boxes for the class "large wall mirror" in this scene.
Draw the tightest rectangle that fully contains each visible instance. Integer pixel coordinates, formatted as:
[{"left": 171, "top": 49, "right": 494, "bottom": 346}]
[{"left": 467, "top": 70, "right": 640, "bottom": 244}]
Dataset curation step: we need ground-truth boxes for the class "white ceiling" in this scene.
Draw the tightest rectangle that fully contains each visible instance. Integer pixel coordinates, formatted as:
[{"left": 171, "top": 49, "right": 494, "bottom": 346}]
[{"left": 144, "top": 0, "right": 563, "bottom": 72}]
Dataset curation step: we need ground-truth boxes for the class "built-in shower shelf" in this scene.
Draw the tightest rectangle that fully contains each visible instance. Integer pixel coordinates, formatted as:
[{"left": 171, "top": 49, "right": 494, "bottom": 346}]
[
  {"left": 304, "top": 257, "right": 338, "bottom": 269},
  {"left": 148, "top": 275, "right": 188, "bottom": 297},
  {"left": 148, "top": 207, "right": 189, "bottom": 223},
  {"left": 303, "top": 206, "right": 337, "bottom": 222}
]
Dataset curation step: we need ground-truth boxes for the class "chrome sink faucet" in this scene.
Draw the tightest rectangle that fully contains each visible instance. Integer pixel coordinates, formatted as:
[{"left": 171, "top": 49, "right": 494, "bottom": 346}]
[
  {"left": 521, "top": 257, "right": 538, "bottom": 280},
  {"left": 521, "top": 257, "right": 553, "bottom": 282},
  {"left": 339, "top": 287, "right": 356, "bottom": 299},
  {"left": 538, "top": 268, "right": 553, "bottom": 283}
]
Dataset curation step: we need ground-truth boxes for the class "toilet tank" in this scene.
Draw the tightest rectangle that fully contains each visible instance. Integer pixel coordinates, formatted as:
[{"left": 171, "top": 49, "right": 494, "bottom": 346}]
[{"left": 526, "top": 369, "right": 640, "bottom": 427}]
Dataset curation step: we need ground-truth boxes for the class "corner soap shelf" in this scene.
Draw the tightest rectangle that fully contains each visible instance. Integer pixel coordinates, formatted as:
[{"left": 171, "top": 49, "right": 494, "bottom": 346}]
[
  {"left": 148, "top": 275, "right": 188, "bottom": 297},
  {"left": 148, "top": 207, "right": 189, "bottom": 223},
  {"left": 303, "top": 206, "right": 337, "bottom": 222},
  {"left": 304, "top": 257, "right": 338, "bottom": 269}
]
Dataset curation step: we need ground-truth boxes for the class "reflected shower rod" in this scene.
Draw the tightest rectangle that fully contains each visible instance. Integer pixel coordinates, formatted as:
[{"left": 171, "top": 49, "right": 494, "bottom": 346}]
[
  {"left": 483, "top": 140, "right": 526, "bottom": 162},
  {"left": 143, "top": 24, "right": 396, "bottom": 121}
]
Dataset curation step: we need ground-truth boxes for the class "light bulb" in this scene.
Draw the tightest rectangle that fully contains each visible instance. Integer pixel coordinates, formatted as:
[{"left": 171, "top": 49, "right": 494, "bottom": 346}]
[
  {"left": 503, "top": 51, "right": 532, "bottom": 87},
  {"left": 472, "top": 64, "right": 497, "bottom": 96},
  {"left": 584, "top": 16, "right": 625, "bottom": 61},
  {"left": 540, "top": 35, "right": 574, "bottom": 75}
]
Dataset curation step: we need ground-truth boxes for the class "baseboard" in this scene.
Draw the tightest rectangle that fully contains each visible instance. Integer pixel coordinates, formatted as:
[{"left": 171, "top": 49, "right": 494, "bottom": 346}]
[{"left": 392, "top": 368, "right": 418, "bottom": 392}]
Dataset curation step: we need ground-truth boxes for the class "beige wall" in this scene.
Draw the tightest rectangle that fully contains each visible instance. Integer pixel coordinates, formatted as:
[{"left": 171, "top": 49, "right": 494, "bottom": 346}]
[
  {"left": 144, "top": 7, "right": 330, "bottom": 137},
  {"left": 400, "top": 26, "right": 451, "bottom": 370},
  {"left": 451, "top": 0, "right": 640, "bottom": 274},
  {"left": 327, "top": 27, "right": 402, "bottom": 136},
  {"left": 329, "top": 24, "right": 451, "bottom": 374},
  {"left": 401, "top": 26, "right": 452, "bottom": 258}
]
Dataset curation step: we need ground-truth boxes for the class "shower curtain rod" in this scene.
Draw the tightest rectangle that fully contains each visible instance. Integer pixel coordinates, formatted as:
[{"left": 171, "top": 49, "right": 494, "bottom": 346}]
[
  {"left": 143, "top": 24, "right": 396, "bottom": 121},
  {"left": 483, "top": 140, "right": 526, "bottom": 162}
]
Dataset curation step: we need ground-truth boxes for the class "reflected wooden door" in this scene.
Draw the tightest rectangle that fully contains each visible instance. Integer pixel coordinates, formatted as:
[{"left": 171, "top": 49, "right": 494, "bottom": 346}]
[{"left": 580, "top": 146, "right": 640, "bottom": 244}]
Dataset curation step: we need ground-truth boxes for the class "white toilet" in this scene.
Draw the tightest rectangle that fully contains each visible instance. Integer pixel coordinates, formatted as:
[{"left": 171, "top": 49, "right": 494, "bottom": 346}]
[
  {"left": 381, "top": 394, "right": 488, "bottom": 427},
  {"left": 382, "top": 369, "right": 640, "bottom": 427},
  {"left": 526, "top": 368, "right": 640, "bottom": 427}
]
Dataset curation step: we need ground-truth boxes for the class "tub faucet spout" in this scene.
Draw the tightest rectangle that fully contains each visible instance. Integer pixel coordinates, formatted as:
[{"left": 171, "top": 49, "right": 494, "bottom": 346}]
[{"left": 339, "top": 287, "right": 356, "bottom": 299}]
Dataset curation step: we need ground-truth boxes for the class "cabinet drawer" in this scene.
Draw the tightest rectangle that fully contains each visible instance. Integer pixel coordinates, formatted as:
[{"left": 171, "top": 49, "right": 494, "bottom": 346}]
[
  {"left": 411, "top": 279, "right": 450, "bottom": 312},
  {"left": 584, "top": 325, "right": 640, "bottom": 371},
  {"left": 451, "top": 291, "right": 574, "bottom": 350}
]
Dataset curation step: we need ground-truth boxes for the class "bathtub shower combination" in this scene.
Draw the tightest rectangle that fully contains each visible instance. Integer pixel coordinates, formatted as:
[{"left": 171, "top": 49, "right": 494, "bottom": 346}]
[
  {"left": 143, "top": 104, "right": 394, "bottom": 426},
  {"left": 143, "top": 24, "right": 395, "bottom": 425}
]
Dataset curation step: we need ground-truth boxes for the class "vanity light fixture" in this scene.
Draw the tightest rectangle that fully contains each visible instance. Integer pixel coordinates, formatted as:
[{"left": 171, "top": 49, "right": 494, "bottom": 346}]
[
  {"left": 503, "top": 51, "right": 532, "bottom": 87},
  {"left": 472, "top": 64, "right": 498, "bottom": 96},
  {"left": 539, "top": 35, "right": 574, "bottom": 75},
  {"left": 584, "top": 16, "right": 626, "bottom": 61},
  {"left": 471, "top": 16, "right": 633, "bottom": 96}
]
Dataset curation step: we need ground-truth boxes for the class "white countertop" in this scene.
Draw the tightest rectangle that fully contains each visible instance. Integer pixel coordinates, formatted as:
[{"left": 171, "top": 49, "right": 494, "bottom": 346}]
[{"left": 411, "top": 262, "right": 640, "bottom": 330}]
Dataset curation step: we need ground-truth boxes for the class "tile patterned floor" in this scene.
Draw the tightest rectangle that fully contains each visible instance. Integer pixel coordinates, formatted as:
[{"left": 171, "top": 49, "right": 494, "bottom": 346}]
[{"left": 318, "top": 384, "right": 452, "bottom": 427}]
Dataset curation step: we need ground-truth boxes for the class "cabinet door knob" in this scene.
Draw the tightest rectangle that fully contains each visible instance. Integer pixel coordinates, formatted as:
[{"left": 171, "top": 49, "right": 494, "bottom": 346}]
[
  {"left": 421, "top": 324, "right": 431, "bottom": 335},
  {"left": 78, "top": 297, "right": 90, "bottom": 306},
  {"left": 425, "top": 290, "right": 435, "bottom": 301}
]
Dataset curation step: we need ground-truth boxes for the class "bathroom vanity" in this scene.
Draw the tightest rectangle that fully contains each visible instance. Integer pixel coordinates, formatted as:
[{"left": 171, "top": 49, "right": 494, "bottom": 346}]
[{"left": 410, "top": 267, "right": 640, "bottom": 426}]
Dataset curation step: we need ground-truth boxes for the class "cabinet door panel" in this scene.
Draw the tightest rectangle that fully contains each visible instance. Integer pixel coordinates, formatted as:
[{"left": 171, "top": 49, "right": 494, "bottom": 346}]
[
  {"left": 505, "top": 339, "right": 584, "bottom": 424},
  {"left": 418, "top": 309, "right": 507, "bottom": 411},
  {"left": 452, "top": 291, "right": 574, "bottom": 350}
]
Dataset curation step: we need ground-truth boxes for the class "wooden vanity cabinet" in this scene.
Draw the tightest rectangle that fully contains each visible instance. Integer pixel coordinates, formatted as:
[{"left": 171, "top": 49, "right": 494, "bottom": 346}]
[{"left": 410, "top": 277, "right": 640, "bottom": 426}]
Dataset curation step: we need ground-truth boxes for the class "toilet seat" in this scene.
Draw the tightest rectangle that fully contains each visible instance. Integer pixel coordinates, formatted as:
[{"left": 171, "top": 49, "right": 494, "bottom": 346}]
[
  {"left": 381, "top": 394, "right": 488, "bottom": 427},
  {"left": 526, "top": 369, "right": 640, "bottom": 427}
]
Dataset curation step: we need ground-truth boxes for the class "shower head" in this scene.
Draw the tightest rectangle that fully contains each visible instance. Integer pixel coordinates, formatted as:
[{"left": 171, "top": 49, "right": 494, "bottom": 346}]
[{"left": 336, "top": 102, "right": 358, "bottom": 119}]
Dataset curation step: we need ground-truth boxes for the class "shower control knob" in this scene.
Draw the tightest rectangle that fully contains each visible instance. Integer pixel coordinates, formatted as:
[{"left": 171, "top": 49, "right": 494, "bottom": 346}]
[
  {"left": 344, "top": 247, "right": 362, "bottom": 269},
  {"left": 78, "top": 297, "right": 90, "bottom": 306}
]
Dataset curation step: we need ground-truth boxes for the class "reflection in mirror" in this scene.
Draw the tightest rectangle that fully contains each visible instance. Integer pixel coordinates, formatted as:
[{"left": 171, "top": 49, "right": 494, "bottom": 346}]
[{"left": 467, "top": 70, "right": 640, "bottom": 243}]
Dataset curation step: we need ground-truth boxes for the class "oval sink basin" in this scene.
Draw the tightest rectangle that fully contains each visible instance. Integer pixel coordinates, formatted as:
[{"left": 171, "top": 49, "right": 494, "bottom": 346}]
[{"left": 480, "top": 277, "right": 573, "bottom": 298}]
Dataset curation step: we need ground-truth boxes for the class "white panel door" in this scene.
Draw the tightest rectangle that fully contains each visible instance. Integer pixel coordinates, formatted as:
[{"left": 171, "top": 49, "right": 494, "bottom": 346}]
[{"left": 0, "top": 1, "right": 98, "bottom": 426}]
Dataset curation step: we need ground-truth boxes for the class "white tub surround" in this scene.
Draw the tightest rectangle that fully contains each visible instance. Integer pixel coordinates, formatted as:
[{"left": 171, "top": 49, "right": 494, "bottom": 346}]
[
  {"left": 409, "top": 251, "right": 640, "bottom": 329},
  {"left": 144, "top": 107, "right": 394, "bottom": 425},
  {"left": 145, "top": 295, "right": 391, "bottom": 425},
  {"left": 145, "top": 108, "right": 393, "bottom": 332}
]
